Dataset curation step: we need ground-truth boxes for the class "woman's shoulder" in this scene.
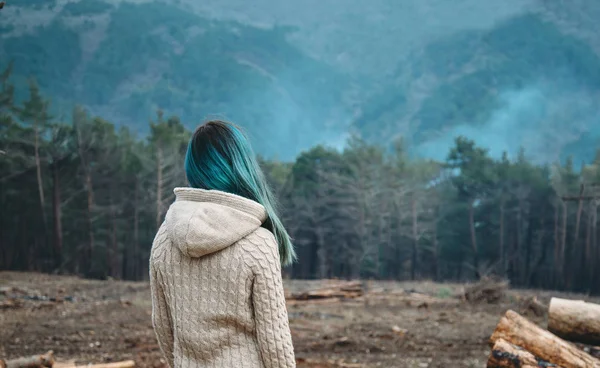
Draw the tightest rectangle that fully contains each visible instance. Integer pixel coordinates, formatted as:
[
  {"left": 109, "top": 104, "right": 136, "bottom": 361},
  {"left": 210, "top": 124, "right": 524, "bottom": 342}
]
[
  {"left": 150, "top": 222, "right": 172, "bottom": 263},
  {"left": 240, "top": 227, "right": 277, "bottom": 253},
  {"left": 238, "top": 227, "right": 281, "bottom": 271}
]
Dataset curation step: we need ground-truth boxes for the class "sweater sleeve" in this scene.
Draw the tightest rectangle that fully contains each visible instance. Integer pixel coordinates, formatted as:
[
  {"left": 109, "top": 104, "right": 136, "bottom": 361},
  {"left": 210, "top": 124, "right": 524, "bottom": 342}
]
[
  {"left": 150, "top": 263, "right": 175, "bottom": 368},
  {"left": 251, "top": 231, "right": 296, "bottom": 368}
]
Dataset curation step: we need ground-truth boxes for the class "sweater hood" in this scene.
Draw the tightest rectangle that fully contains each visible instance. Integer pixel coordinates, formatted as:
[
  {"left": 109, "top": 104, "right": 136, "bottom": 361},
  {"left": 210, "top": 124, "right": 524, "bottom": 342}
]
[{"left": 165, "top": 187, "right": 267, "bottom": 258}]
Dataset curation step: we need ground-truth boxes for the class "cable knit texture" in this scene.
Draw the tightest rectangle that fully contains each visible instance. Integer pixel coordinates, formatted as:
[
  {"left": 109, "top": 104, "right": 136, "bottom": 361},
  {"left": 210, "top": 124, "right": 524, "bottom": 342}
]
[{"left": 150, "top": 187, "right": 296, "bottom": 368}]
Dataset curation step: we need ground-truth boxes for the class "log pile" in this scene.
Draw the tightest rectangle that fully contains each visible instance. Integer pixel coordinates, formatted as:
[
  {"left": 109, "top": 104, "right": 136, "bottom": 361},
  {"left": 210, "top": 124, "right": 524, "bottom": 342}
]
[
  {"left": 486, "top": 297, "right": 600, "bottom": 368},
  {"left": 364, "top": 289, "right": 461, "bottom": 308},
  {"left": 0, "top": 352, "right": 135, "bottom": 368},
  {"left": 0, "top": 286, "right": 76, "bottom": 310},
  {"left": 288, "top": 281, "right": 364, "bottom": 301},
  {"left": 286, "top": 280, "right": 461, "bottom": 308}
]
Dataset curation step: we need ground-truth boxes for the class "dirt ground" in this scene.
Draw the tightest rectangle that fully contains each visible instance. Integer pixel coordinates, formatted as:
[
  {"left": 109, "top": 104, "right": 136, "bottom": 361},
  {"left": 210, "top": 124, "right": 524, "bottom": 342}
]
[{"left": 1, "top": 272, "right": 599, "bottom": 368}]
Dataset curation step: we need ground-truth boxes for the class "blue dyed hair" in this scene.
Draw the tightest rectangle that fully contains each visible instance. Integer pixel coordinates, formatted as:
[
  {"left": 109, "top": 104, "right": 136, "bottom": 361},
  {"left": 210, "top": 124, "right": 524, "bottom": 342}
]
[{"left": 184, "top": 120, "right": 296, "bottom": 266}]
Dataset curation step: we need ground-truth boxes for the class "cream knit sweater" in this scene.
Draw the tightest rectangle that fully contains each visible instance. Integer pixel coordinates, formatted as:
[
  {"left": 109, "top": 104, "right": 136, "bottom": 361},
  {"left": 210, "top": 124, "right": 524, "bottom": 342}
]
[{"left": 150, "top": 187, "right": 296, "bottom": 368}]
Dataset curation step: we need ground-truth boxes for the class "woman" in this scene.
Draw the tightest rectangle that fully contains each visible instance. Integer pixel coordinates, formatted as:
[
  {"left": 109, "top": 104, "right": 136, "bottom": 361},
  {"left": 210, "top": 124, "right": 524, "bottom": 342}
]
[{"left": 150, "top": 120, "right": 296, "bottom": 368}]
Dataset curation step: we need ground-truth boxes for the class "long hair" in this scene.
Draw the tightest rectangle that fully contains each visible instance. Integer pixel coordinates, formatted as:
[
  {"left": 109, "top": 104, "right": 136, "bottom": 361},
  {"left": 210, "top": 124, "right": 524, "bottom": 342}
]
[{"left": 184, "top": 120, "right": 296, "bottom": 266}]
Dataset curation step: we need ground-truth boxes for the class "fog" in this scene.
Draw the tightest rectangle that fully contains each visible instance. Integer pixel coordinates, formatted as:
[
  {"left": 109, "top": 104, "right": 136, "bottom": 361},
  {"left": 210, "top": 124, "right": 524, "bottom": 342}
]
[{"left": 416, "top": 80, "right": 600, "bottom": 164}]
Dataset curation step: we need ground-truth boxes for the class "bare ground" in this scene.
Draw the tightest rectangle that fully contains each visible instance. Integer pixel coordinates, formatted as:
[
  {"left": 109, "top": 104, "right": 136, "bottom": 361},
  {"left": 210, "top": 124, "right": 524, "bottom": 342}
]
[{"left": 1, "top": 272, "right": 598, "bottom": 368}]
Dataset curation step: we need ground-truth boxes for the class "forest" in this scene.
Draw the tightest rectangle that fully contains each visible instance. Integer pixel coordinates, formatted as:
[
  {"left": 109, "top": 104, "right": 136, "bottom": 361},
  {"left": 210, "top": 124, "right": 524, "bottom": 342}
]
[{"left": 1, "top": 63, "right": 599, "bottom": 295}]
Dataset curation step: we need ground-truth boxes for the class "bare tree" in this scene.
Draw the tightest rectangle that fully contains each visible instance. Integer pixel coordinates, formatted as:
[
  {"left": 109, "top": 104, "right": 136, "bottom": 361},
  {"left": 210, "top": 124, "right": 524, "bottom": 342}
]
[
  {"left": 73, "top": 106, "right": 95, "bottom": 274},
  {"left": 20, "top": 80, "right": 52, "bottom": 237},
  {"left": 150, "top": 111, "right": 188, "bottom": 229}
]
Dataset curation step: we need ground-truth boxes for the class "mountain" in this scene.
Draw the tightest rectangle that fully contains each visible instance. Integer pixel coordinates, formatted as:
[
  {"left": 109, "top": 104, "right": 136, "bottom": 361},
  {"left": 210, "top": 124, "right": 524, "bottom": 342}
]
[
  {"left": 2, "top": 0, "right": 600, "bottom": 162},
  {"left": 181, "top": 0, "right": 534, "bottom": 78},
  {"left": 1, "top": 0, "right": 355, "bottom": 159},
  {"left": 357, "top": 12, "right": 600, "bottom": 163}
]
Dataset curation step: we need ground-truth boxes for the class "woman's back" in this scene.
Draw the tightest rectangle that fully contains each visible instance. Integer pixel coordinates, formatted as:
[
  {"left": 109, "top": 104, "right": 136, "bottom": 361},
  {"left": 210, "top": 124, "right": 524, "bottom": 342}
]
[{"left": 150, "top": 187, "right": 295, "bottom": 368}]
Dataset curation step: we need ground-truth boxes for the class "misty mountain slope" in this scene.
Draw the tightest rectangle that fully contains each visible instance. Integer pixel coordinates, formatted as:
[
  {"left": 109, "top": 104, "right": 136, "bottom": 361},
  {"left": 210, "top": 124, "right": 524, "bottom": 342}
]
[
  {"left": 536, "top": 0, "right": 600, "bottom": 56},
  {"left": 356, "top": 13, "right": 600, "bottom": 163},
  {"left": 0, "top": 0, "right": 354, "bottom": 158},
  {"left": 185, "top": 0, "right": 600, "bottom": 79},
  {"left": 184, "top": 0, "right": 600, "bottom": 163},
  {"left": 2, "top": 0, "right": 600, "bottom": 162},
  {"left": 183, "top": 0, "right": 535, "bottom": 78}
]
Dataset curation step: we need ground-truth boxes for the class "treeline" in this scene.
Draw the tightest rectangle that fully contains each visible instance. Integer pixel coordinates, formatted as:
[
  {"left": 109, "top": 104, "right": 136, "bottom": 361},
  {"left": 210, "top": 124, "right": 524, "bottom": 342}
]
[
  {"left": 1, "top": 65, "right": 599, "bottom": 294},
  {"left": 1, "top": 65, "right": 190, "bottom": 279}
]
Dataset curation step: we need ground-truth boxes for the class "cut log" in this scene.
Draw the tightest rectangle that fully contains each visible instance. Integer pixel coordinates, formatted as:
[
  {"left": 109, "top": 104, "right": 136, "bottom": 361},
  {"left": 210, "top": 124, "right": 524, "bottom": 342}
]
[
  {"left": 548, "top": 298, "right": 600, "bottom": 346},
  {"left": 0, "top": 287, "right": 28, "bottom": 296},
  {"left": 0, "top": 299, "right": 23, "bottom": 310},
  {"left": 588, "top": 346, "right": 600, "bottom": 359},
  {"left": 487, "top": 338, "right": 563, "bottom": 367},
  {"left": 575, "top": 344, "right": 600, "bottom": 359},
  {"left": 287, "top": 297, "right": 343, "bottom": 306},
  {"left": 365, "top": 291, "right": 460, "bottom": 306},
  {"left": 54, "top": 360, "right": 135, "bottom": 368},
  {"left": 1, "top": 351, "right": 55, "bottom": 368},
  {"left": 489, "top": 310, "right": 600, "bottom": 368},
  {"left": 51, "top": 361, "right": 76, "bottom": 368},
  {"left": 590, "top": 347, "right": 600, "bottom": 360},
  {"left": 289, "top": 281, "right": 363, "bottom": 300},
  {"left": 294, "top": 357, "right": 363, "bottom": 368}
]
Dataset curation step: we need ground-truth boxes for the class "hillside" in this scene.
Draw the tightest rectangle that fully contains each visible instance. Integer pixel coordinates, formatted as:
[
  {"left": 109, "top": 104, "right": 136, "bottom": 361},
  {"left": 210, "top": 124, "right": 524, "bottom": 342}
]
[
  {"left": 2, "top": 0, "right": 600, "bottom": 161},
  {"left": 0, "top": 0, "right": 354, "bottom": 158},
  {"left": 183, "top": 0, "right": 534, "bottom": 78},
  {"left": 357, "top": 13, "right": 600, "bottom": 163}
]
